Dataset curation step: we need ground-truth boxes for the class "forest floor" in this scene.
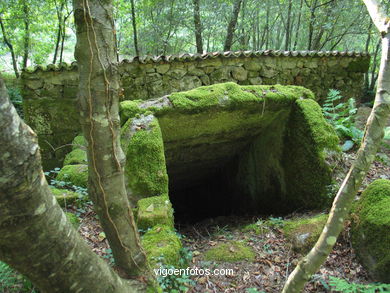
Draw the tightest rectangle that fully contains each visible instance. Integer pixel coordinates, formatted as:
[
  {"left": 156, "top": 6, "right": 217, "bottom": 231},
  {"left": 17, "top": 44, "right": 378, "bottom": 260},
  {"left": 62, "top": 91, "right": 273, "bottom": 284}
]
[{"left": 68, "top": 144, "right": 390, "bottom": 293}]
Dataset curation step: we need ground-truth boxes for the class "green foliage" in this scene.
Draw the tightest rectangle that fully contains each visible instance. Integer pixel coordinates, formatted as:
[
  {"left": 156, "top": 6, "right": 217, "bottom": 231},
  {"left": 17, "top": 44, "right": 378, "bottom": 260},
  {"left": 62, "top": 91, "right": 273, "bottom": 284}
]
[
  {"left": 266, "top": 216, "right": 284, "bottom": 228},
  {"left": 156, "top": 248, "right": 195, "bottom": 293},
  {"left": 7, "top": 87, "right": 23, "bottom": 117},
  {"left": 0, "top": 261, "right": 38, "bottom": 293},
  {"left": 328, "top": 276, "right": 390, "bottom": 293},
  {"left": 322, "top": 89, "right": 363, "bottom": 149}
]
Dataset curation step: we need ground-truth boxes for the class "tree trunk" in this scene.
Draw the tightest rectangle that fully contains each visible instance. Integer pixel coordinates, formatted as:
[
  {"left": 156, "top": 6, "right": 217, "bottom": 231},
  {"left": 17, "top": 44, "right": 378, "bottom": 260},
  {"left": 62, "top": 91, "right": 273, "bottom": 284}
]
[
  {"left": 285, "top": 0, "right": 292, "bottom": 51},
  {"left": 0, "top": 77, "right": 145, "bottom": 293},
  {"left": 223, "top": 0, "right": 243, "bottom": 51},
  {"left": 282, "top": 1, "right": 390, "bottom": 291},
  {"left": 73, "top": 0, "right": 148, "bottom": 277},
  {"left": 0, "top": 18, "right": 19, "bottom": 78},
  {"left": 293, "top": 0, "right": 303, "bottom": 50},
  {"left": 193, "top": 0, "right": 203, "bottom": 53},
  {"left": 22, "top": 0, "right": 30, "bottom": 69},
  {"left": 130, "top": 0, "right": 140, "bottom": 56}
]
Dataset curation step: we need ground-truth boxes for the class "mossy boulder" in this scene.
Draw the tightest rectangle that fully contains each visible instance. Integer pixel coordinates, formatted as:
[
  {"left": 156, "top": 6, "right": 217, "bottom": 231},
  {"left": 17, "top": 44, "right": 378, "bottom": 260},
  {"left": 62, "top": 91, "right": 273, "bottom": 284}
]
[
  {"left": 72, "top": 135, "right": 87, "bottom": 150},
  {"left": 56, "top": 164, "right": 88, "bottom": 188},
  {"left": 203, "top": 240, "right": 255, "bottom": 262},
  {"left": 63, "top": 148, "right": 87, "bottom": 165},
  {"left": 282, "top": 214, "right": 327, "bottom": 253},
  {"left": 137, "top": 196, "right": 174, "bottom": 230},
  {"left": 351, "top": 179, "right": 390, "bottom": 282},
  {"left": 50, "top": 187, "right": 79, "bottom": 207},
  {"left": 141, "top": 225, "right": 182, "bottom": 268}
]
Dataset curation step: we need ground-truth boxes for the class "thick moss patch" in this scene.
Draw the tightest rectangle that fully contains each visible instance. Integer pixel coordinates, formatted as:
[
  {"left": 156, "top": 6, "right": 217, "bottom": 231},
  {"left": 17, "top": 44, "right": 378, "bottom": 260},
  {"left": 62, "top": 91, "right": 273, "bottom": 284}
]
[
  {"left": 72, "top": 135, "right": 87, "bottom": 150},
  {"left": 137, "top": 195, "right": 174, "bottom": 230},
  {"left": 121, "top": 115, "right": 168, "bottom": 201},
  {"left": 142, "top": 225, "right": 182, "bottom": 268},
  {"left": 63, "top": 148, "right": 87, "bottom": 165},
  {"left": 56, "top": 164, "right": 88, "bottom": 188},
  {"left": 351, "top": 179, "right": 390, "bottom": 282},
  {"left": 50, "top": 187, "right": 79, "bottom": 207},
  {"left": 283, "top": 214, "right": 327, "bottom": 253},
  {"left": 203, "top": 240, "right": 255, "bottom": 262}
]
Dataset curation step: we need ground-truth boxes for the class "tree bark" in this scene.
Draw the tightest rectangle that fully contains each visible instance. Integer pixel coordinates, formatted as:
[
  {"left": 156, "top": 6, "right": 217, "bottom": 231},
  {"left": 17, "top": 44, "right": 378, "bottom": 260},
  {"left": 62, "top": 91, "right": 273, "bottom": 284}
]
[
  {"left": 282, "top": 1, "right": 390, "bottom": 292},
  {"left": 22, "top": 0, "right": 30, "bottom": 69},
  {"left": 193, "top": 0, "right": 203, "bottom": 53},
  {"left": 130, "top": 0, "right": 140, "bottom": 56},
  {"left": 223, "top": 0, "right": 243, "bottom": 51},
  {"left": 0, "top": 18, "right": 19, "bottom": 78},
  {"left": 0, "top": 77, "right": 145, "bottom": 293},
  {"left": 285, "top": 0, "right": 292, "bottom": 51},
  {"left": 73, "top": 0, "right": 148, "bottom": 277}
]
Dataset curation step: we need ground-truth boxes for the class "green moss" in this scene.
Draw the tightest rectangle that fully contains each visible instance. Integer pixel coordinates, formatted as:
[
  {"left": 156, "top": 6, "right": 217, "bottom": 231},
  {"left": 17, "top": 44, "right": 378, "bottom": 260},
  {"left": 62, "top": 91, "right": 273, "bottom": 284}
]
[
  {"left": 241, "top": 221, "right": 268, "bottom": 235},
  {"left": 50, "top": 187, "right": 79, "bottom": 207},
  {"left": 63, "top": 148, "right": 87, "bottom": 165},
  {"left": 122, "top": 116, "right": 168, "bottom": 201},
  {"left": 56, "top": 164, "right": 88, "bottom": 188},
  {"left": 351, "top": 179, "right": 390, "bottom": 282},
  {"left": 282, "top": 99, "right": 339, "bottom": 210},
  {"left": 72, "top": 135, "right": 86, "bottom": 150},
  {"left": 119, "top": 100, "right": 145, "bottom": 125},
  {"left": 203, "top": 240, "right": 255, "bottom": 262},
  {"left": 65, "top": 212, "right": 80, "bottom": 228},
  {"left": 283, "top": 214, "right": 328, "bottom": 253},
  {"left": 142, "top": 225, "right": 182, "bottom": 268},
  {"left": 137, "top": 195, "right": 174, "bottom": 230},
  {"left": 166, "top": 82, "right": 313, "bottom": 114}
]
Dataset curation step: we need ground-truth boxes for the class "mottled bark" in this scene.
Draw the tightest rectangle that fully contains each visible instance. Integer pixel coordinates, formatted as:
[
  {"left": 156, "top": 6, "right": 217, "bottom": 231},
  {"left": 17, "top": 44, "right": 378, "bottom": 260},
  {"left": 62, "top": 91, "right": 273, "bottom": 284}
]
[
  {"left": 73, "top": 0, "right": 148, "bottom": 276},
  {"left": 282, "top": 1, "right": 390, "bottom": 292},
  {"left": 223, "top": 0, "right": 243, "bottom": 51},
  {"left": 0, "top": 18, "right": 19, "bottom": 78},
  {"left": 193, "top": 0, "right": 203, "bottom": 54},
  {"left": 0, "top": 77, "right": 145, "bottom": 293}
]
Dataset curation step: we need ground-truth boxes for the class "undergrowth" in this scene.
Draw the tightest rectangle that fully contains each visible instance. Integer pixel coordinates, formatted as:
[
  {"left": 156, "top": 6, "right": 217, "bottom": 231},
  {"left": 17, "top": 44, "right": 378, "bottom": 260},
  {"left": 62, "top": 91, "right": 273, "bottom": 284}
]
[
  {"left": 322, "top": 89, "right": 363, "bottom": 150},
  {"left": 0, "top": 261, "right": 38, "bottom": 293}
]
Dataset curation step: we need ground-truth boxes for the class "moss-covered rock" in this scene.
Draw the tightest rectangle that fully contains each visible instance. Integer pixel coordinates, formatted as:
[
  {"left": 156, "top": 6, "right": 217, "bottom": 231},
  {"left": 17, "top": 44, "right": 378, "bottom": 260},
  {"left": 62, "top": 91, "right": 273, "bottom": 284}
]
[
  {"left": 203, "top": 240, "right": 255, "bottom": 262},
  {"left": 63, "top": 148, "right": 87, "bottom": 165},
  {"left": 56, "top": 164, "right": 88, "bottom": 188},
  {"left": 72, "top": 135, "right": 87, "bottom": 150},
  {"left": 283, "top": 214, "right": 327, "bottom": 253},
  {"left": 142, "top": 225, "right": 182, "bottom": 268},
  {"left": 351, "top": 179, "right": 390, "bottom": 282},
  {"left": 137, "top": 196, "right": 174, "bottom": 230},
  {"left": 50, "top": 187, "right": 79, "bottom": 207},
  {"left": 121, "top": 115, "right": 168, "bottom": 202}
]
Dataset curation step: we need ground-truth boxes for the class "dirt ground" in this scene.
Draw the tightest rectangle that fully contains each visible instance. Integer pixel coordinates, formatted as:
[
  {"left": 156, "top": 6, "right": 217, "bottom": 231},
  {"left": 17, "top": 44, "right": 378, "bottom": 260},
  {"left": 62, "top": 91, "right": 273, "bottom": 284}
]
[{"left": 69, "top": 143, "right": 390, "bottom": 293}]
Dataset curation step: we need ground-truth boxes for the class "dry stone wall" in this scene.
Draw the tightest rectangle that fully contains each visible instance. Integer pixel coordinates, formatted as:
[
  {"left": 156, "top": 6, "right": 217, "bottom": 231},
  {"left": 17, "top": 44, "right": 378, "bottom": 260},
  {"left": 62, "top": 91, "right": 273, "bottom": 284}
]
[{"left": 21, "top": 50, "right": 370, "bottom": 169}]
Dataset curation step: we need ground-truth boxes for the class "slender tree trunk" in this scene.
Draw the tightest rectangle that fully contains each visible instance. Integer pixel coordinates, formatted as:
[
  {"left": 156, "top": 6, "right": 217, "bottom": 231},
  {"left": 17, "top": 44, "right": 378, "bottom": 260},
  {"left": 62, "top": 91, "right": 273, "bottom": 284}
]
[
  {"left": 0, "top": 77, "right": 145, "bottom": 293},
  {"left": 73, "top": 0, "right": 148, "bottom": 277},
  {"left": 53, "top": 22, "right": 62, "bottom": 64},
  {"left": 0, "top": 18, "right": 19, "bottom": 78},
  {"left": 293, "top": 0, "right": 303, "bottom": 50},
  {"left": 130, "top": 0, "right": 140, "bottom": 56},
  {"left": 223, "top": 0, "right": 243, "bottom": 51},
  {"left": 193, "top": 0, "right": 203, "bottom": 53},
  {"left": 22, "top": 0, "right": 30, "bottom": 69},
  {"left": 282, "top": 1, "right": 390, "bottom": 291},
  {"left": 285, "top": 0, "right": 292, "bottom": 50}
]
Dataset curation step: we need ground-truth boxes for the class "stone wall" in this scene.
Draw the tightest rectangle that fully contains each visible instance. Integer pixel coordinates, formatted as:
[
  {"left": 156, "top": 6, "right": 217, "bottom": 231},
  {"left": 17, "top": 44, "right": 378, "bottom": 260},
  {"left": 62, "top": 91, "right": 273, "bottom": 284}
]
[{"left": 21, "top": 50, "right": 369, "bottom": 169}]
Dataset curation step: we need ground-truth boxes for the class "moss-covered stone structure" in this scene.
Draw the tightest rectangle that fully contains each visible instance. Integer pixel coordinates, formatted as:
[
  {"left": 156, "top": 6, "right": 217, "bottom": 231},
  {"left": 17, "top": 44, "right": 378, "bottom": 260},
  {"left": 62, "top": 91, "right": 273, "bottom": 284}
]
[
  {"left": 119, "top": 83, "right": 339, "bottom": 220},
  {"left": 21, "top": 50, "right": 368, "bottom": 169},
  {"left": 351, "top": 179, "right": 390, "bottom": 282}
]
